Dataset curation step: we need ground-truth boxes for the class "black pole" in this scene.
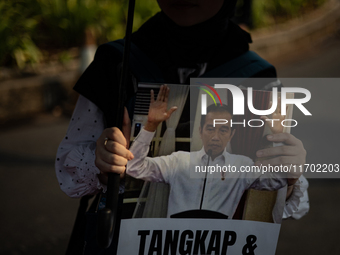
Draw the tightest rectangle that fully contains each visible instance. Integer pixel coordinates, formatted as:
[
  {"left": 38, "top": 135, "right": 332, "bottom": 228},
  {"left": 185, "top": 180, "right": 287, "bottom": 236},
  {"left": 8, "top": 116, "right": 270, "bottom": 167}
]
[
  {"left": 97, "top": 0, "right": 136, "bottom": 249},
  {"left": 200, "top": 149, "right": 212, "bottom": 210}
]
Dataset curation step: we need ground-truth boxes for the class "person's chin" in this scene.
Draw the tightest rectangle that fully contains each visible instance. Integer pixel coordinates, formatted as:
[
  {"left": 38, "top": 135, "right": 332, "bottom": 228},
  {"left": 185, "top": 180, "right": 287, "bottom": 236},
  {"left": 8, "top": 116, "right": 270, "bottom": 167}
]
[
  {"left": 167, "top": 5, "right": 201, "bottom": 26},
  {"left": 171, "top": 1, "right": 199, "bottom": 11},
  {"left": 208, "top": 146, "right": 223, "bottom": 154}
]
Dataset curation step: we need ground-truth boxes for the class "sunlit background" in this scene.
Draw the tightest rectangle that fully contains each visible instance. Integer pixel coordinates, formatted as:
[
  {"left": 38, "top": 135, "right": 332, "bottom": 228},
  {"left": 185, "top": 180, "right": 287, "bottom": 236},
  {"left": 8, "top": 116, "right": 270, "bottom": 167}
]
[{"left": 0, "top": 0, "right": 339, "bottom": 254}]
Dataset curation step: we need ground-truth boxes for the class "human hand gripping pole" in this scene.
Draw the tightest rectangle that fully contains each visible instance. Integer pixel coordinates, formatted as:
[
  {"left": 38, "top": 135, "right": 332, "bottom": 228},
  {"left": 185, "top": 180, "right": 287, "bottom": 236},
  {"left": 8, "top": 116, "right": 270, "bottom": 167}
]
[
  {"left": 95, "top": 110, "right": 133, "bottom": 249},
  {"left": 96, "top": 0, "right": 136, "bottom": 249}
]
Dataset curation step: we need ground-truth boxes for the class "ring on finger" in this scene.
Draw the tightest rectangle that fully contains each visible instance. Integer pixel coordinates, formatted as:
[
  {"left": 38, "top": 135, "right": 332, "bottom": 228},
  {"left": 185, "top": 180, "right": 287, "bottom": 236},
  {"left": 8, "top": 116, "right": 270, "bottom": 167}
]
[{"left": 104, "top": 137, "right": 109, "bottom": 146}]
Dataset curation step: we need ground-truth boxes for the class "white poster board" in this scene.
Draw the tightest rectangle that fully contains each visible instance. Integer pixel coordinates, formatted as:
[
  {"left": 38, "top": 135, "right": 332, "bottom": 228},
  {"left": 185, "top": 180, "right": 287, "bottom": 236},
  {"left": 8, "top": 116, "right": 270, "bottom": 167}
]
[{"left": 117, "top": 218, "right": 280, "bottom": 255}]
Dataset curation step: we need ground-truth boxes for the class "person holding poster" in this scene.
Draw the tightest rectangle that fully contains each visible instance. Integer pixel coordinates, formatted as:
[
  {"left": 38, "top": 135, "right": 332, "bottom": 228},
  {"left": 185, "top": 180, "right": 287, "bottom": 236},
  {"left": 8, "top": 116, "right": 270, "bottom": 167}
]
[
  {"left": 55, "top": 0, "right": 309, "bottom": 252},
  {"left": 56, "top": 0, "right": 308, "bottom": 219},
  {"left": 126, "top": 85, "right": 302, "bottom": 218}
]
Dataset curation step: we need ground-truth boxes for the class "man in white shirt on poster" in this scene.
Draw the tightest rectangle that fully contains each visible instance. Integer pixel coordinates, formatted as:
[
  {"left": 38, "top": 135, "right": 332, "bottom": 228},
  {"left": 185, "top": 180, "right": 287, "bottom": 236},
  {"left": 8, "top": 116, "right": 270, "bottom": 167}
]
[{"left": 126, "top": 85, "right": 305, "bottom": 218}]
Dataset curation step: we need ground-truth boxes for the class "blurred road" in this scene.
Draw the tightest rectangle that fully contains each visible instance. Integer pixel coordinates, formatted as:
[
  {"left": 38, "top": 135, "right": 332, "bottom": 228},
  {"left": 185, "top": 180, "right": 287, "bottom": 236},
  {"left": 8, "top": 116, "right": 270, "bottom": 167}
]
[
  {"left": 0, "top": 35, "right": 339, "bottom": 254},
  {"left": 0, "top": 116, "right": 77, "bottom": 254},
  {"left": 274, "top": 35, "right": 340, "bottom": 255}
]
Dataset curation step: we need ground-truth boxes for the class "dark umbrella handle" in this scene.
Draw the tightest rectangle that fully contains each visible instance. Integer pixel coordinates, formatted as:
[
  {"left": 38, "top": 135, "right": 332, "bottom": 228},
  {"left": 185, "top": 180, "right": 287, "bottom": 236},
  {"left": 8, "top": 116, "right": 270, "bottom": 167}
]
[
  {"left": 97, "top": 173, "right": 120, "bottom": 248},
  {"left": 97, "top": 0, "right": 136, "bottom": 249}
]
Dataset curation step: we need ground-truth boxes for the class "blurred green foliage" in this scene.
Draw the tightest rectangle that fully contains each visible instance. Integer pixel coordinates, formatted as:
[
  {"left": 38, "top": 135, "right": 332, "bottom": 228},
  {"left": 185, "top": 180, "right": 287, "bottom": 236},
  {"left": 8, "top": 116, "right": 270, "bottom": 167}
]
[
  {"left": 252, "top": 0, "right": 327, "bottom": 28},
  {"left": 0, "top": 0, "right": 160, "bottom": 69},
  {"left": 0, "top": 0, "right": 327, "bottom": 69},
  {"left": 0, "top": 0, "right": 42, "bottom": 69}
]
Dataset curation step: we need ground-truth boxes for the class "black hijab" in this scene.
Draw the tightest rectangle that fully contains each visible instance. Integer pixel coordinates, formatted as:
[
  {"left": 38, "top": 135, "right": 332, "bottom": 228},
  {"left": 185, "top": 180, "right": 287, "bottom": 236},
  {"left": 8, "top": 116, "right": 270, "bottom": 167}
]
[{"left": 131, "top": 0, "right": 251, "bottom": 83}]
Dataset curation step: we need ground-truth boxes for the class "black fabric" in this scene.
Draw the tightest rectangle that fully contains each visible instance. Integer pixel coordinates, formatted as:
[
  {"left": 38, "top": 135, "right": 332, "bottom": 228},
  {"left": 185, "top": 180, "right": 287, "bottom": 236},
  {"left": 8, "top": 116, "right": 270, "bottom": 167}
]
[
  {"left": 232, "top": 0, "right": 254, "bottom": 29},
  {"left": 65, "top": 195, "right": 93, "bottom": 255},
  {"left": 131, "top": 1, "right": 251, "bottom": 83},
  {"left": 74, "top": 42, "right": 139, "bottom": 127}
]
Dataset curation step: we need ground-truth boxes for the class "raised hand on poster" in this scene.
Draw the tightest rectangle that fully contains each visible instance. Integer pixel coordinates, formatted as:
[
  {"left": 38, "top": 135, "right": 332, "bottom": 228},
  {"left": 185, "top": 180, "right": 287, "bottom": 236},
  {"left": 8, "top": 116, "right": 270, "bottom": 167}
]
[{"left": 145, "top": 85, "right": 177, "bottom": 132}]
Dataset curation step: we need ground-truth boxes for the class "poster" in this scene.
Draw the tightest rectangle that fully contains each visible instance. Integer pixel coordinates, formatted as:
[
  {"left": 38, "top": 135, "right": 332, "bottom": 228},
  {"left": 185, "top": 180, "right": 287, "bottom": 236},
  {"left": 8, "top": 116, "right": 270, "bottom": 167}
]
[{"left": 118, "top": 78, "right": 294, "bottom": 254}]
